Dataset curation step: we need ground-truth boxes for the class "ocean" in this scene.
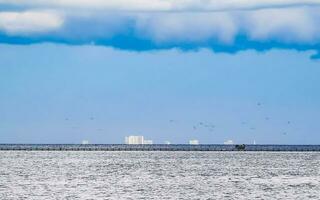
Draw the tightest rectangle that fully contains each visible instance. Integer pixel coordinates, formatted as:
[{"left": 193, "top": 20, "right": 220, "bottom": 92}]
[{"left": 0, "top": 151, "right": 319, "bottom": 199}]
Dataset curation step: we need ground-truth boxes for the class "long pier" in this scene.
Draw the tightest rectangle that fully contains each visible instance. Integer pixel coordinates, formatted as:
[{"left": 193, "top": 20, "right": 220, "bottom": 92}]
[{"left": 0, "top": 144, "right": 320, "bottom": 151}]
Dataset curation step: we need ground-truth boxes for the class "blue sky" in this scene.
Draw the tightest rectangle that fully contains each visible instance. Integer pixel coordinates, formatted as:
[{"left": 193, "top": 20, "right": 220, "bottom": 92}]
[{"left": 0, "top": 0, "right": 320, "bottom": 144}]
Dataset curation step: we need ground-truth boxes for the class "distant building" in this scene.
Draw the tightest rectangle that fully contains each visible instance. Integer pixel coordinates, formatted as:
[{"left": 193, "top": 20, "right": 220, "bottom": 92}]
[
  {"left": 224, "top": 140, "right": 234, "bottom": 145},
  {"left": 81, "top": 140, "right": 89, "bottom": 145},
  {"left": 125, "top": 136, "right": 144, "bottom": 144},
  {"left": 165, "top": 141, "right": 171, "bottom": 145},
  {"left": 189, "top": 139, "right": 199, "bottom": 145},
  {"left": 125, "top": 135, "right": 153, "bottom": 144},
  {"left": 143, "top": 140, "right": 153, "bottom": 144}
]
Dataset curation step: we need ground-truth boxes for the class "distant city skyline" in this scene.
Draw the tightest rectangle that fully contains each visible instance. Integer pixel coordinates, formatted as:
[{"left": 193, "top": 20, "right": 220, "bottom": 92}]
[
  {"left": 78, "top": 137, "right": 262, "bottom": 145},
  {"left": 81, "top": 136, "right": 255, "bottom": 145}
]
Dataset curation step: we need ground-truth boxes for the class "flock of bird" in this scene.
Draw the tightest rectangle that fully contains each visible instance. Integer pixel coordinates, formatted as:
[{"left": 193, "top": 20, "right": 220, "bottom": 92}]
[
  {"left": 169, "top": 102, "right": 293, "bottom": 136},
  {"left": 63, "top": 102, "right": 294, "bottom": 137}
]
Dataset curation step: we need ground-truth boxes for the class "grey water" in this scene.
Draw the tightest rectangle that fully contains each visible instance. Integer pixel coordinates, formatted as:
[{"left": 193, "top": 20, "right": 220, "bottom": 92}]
[{"left": 0, "top": 151, "right": 319, "bottom": 199}]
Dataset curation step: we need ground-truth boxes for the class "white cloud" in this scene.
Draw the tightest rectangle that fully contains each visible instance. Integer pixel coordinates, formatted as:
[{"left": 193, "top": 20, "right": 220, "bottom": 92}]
[
  {"left": 0, "top": 0, "right": 320, "bottom": 11},
  {"left": 132, "top": 7, "right": 320, "bottom": 45},
  {"left": 0, "top": 11, "right": 63, "bottom": 35},
  {"left": 0, "top": 0, "right": 319, "bottom": 55},
  {"left": 0, "top": 6, "right": 319, "bottom": 46},
  {"left": 244, "top": 8, "right": 320, "bottom": 43},
  {"left": 135, "top": 13, "right": 237, "bottom": 44}
]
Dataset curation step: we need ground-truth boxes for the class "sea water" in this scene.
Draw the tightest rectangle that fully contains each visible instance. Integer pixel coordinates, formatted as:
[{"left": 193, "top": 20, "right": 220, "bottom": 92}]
[{"left": 0, "top": 151, "right": 319, "bottom": 199}]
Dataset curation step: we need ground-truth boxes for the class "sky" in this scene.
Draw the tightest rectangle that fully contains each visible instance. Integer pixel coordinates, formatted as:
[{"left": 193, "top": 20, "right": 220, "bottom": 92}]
[{"left": 0, "top": 0, "right": 320, "bottom": 144}]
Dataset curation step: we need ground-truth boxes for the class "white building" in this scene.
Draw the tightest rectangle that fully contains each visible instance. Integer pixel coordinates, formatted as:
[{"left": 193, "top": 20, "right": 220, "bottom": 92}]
[
  {"left": 165, "top": 141, "right": 171, "bottom": 145},
  {"left": 125, "top": 136, "right": 144, "bottom": 144},
  {"left": 81, "top": 140, "right": 89, "bottom": 145},
  {"left": 143, "top": 140, "right": 153, "bottom": 144},
  {"left": 224, "top": 140, "right": 234, "bottom": 145},
  {"left": 125, "top": 135, "right": 154, "bottom": 144},
  {"left": 189, "top": 139, "right": 199, "bottom": 145}
]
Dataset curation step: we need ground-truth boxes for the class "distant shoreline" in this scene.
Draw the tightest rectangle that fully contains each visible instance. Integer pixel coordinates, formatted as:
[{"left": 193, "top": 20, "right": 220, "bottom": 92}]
[{"left": 0, "top": 144, "right": 319, "bottom": 151}]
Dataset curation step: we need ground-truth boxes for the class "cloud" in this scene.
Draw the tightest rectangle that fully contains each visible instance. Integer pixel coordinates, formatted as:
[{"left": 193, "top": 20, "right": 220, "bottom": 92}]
[
  {"left": 0, "top": 11, "right": 63, "bottom": 35},
  {"left": 0, "top": 1, "right": 319, "bottom": 58},
  {"left": 1, "top": 0, "right": 320, "bottom": 11},
  {"left": 135, "top": 12, "right": 237, "bottom": 44},
  {"left": 245, "top": 8, "right": 319, "bottom": 43}
]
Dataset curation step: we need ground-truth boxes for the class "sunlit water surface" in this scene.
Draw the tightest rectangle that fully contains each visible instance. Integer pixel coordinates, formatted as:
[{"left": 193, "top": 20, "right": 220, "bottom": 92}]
[{"left": 0, "top": 151, "right": 319, "bottom": 199}]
